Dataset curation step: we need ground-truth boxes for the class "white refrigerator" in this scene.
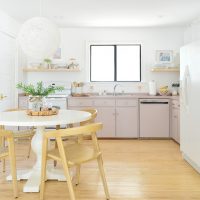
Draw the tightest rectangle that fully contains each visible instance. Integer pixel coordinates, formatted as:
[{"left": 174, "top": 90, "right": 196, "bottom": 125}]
[{"left": 180, "top": 40, "right": 200, "bottom": 172}]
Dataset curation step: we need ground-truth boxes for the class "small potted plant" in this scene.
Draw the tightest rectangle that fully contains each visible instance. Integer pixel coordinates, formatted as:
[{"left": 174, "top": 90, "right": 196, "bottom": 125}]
[
  {"left": 44, "top": 58, "right": 52, "bottom": 69},
  {"left": 171, "top": 82, "right": 180, "bottom": 96},
  {"left": 17, "top": 82, "right": 64, "bottom": 111}
]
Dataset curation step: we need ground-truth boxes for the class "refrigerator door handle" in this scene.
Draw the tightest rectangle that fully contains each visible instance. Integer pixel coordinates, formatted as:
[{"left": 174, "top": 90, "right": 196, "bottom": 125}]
[{"left": 182, "top": 65, "right": 190, "bottom": 111}]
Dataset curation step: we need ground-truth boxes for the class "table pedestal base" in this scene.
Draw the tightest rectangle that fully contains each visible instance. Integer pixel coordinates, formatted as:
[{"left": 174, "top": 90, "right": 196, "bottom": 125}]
[
  {"left": 7, "top": 126, "right": 70, "bottom": 192},
  {"left": 7, "top": 166, "right": 67, "bottom": 192}
]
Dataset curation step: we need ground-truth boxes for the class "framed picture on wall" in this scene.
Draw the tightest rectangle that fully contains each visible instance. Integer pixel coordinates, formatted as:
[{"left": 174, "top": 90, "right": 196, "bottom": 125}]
[{"left": 156, "top": 50, "right": 173, "bottom": 64}]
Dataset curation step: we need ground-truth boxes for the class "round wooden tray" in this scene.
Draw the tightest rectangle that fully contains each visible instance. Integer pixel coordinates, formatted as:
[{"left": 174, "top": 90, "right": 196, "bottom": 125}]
[
  {"left": 71, "top": 93, "right": 90, "bottom": 97},
  {"left": 27, "top": 109, "right": 59, "bottom": 116}
]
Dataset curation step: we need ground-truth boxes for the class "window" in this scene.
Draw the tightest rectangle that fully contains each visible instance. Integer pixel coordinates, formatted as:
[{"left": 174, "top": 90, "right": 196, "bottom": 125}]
[{"left": 90, "top": 44, "right": 141, "bottom": 82}]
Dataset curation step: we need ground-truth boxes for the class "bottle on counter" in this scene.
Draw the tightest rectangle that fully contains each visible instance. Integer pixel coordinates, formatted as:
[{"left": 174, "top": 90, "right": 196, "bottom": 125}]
[{"left": 148, "top": 80, "right": 157, "bottom": 96}]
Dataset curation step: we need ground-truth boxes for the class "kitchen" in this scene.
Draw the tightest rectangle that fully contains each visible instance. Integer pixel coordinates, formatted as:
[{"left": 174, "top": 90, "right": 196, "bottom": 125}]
[{"left": 0, "top": 0, "right": 200, "bottom": 199}]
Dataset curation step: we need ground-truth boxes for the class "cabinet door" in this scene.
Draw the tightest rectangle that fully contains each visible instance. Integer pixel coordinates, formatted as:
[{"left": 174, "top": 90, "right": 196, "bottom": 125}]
[
  {"left": 177, "top": 109, "right": 180, "bottom": 143},
  {"left": 96, "top": 107, "right": 115, "bottom": 138},
  {"left": 116, "top": 107, "right": 138, "bottom": 138},
  {"left": 68, "top": 106, "right": 115, "bottom": 138},
  {"left": 172, "top": 108, "right": 179, "bottom": 143}
]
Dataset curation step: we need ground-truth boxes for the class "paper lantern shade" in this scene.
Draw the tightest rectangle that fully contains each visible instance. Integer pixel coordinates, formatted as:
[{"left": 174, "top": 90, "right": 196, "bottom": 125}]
[{"left": 18, "top": 17, "right": 60, "bottom": 60}]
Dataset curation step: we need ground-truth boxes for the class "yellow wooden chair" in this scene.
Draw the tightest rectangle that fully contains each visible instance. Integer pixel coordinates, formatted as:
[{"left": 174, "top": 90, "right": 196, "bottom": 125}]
[
  {"left": 40, "top": 123, "right": 110, "bottom": 200},
  {"left": 53, "top": 108, "right": 97, "bottom": 167},
  {"left": 80, "top": 108, "right": 97, "bottom": 126},
  {"left": 68, "top": 108, "right": 98, "bottom": 141},
  {"left": 4, "top": 108, "right": 35, "bottom": 158},
  {"left": 0, "top": 129, "right": 18, "bottom": 198}
]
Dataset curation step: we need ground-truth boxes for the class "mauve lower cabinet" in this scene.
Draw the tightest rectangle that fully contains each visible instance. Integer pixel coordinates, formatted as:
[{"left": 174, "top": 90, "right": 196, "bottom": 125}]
[
  {"left": 171, "top": 99, "right": 180, "bottom": 143},
  {"left": 67, "top": 97, "right": 138, "bottom": 138},
  {"left": 67, "top": 98, "right": 116, "bottom": 138},
  {"left": 115, "top": 99, "right": 138, "bottom": 138}
]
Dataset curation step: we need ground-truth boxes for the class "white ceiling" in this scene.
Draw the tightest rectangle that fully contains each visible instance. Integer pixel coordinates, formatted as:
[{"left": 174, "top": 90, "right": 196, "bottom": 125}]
[{"left": 0, "top": 0, "right": 200, "bottom": 27}]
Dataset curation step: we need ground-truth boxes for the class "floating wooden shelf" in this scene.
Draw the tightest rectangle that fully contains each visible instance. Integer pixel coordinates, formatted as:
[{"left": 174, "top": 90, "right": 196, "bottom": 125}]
[
  {"left": 151, "top": 67, "right": 180, "bottom": 72},
  {"left": 23, "top": 68, "right": 80, "bottom": 72}
]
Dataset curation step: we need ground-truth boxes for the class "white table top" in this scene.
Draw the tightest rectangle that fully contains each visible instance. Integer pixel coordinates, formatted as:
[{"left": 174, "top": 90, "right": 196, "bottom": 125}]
[{"left": 0, "top": 109, "right": 91, "bottom": 126}]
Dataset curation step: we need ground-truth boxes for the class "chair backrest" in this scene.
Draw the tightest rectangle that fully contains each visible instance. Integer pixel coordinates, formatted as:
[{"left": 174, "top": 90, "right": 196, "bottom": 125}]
[
  {"left": 45, "top": 123, "right": 102, "bottom": 140},
  {"left": 80, "top": 108, "right": 97, "bottom": 126},
  {"left": 0, "top": 129, "right": 13, "bottom": 156},
  {"left": 0, "top": 126, "right": 5, "bottom": 150}
]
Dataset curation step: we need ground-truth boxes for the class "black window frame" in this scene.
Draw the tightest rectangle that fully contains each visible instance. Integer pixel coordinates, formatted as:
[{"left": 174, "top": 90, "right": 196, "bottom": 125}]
[{"left": 90, "top": 44, "right": 141, "bottom": 82}]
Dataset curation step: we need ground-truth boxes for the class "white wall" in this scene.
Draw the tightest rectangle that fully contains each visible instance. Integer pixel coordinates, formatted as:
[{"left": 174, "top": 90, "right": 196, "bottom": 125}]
[
  {"left": 26, "top": 27, "right": 184, "bottom": 93},
  {"left": 184, "top": 21, "right": 200, "bottom": 44},
  {"left": 0, "top": 10, "right": 20, "bottom": 38}
]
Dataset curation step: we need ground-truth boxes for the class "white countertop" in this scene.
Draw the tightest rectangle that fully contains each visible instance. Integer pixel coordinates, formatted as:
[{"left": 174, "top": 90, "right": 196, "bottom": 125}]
[{"left": 68, "top": 93, "right": 179, "bottom": 100}]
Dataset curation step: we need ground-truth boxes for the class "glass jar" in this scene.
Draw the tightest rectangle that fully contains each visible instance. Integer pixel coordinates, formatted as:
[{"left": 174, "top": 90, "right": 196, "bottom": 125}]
[{"left": 29, "top": 96, "right": 45, "bottom": 111}]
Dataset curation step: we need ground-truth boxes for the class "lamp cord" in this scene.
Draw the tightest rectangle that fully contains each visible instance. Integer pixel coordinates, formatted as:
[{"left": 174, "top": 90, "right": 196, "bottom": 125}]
[{"left": 40, "top": 0, "right": 43, "bottom": 17}]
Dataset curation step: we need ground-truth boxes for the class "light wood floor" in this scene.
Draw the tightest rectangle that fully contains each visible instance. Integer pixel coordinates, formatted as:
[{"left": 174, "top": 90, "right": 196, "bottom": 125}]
[{"left": 1, "top": 139, "right": 200, "bottom": 200}]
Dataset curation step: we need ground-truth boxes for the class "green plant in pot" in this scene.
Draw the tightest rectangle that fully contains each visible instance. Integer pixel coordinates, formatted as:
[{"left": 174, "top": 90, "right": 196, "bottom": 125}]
[
  {"left": 44, "top": 58, "right": 52, "bottom": 69},
  {"left": 17, "top": 82, "right": 64, "bottom": 111}
]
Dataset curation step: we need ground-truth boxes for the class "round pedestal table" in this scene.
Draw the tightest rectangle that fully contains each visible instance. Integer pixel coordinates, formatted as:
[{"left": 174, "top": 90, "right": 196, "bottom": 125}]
[{"left": 0, "top": 109, "right": 91, "bottom": 193}]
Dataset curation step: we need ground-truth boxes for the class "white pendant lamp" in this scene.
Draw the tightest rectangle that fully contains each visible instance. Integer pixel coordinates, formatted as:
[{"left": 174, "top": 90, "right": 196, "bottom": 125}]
[{"left": 18, "top": 1, "right": 60, "bottom": 60}]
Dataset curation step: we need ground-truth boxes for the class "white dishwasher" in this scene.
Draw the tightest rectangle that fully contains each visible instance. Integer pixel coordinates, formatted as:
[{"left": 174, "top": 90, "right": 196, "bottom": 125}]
[{"left": 139, "top": 99, "right": 170, "bottom": 138}]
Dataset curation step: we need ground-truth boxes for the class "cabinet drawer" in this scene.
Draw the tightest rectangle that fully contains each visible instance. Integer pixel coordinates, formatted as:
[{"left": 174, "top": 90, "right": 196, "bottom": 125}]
[
  {"left": 93, "top": 99, "right": 115, "bottom": 107},
  {"left": 68, "top": 98, "right": 94, "bottom": 107},
  {"left": 116, "top": 99, "right": 138, "bottom": 107}
]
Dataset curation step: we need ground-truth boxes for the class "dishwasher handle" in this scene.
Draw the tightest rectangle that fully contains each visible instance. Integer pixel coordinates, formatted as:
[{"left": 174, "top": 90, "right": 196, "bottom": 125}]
[{"left": 140, "top": 101, "right": 169, "bottom": 104}]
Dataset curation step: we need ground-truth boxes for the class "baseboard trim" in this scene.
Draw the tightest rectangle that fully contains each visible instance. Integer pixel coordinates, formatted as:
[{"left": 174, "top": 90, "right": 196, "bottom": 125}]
[{"left": 183, "top": 153, "right": 200, "bottom": 173}]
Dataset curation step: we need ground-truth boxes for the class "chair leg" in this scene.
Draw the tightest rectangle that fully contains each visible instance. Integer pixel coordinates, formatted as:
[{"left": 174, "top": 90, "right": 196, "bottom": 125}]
[
  {"left": 57, "top": 137, "right": 75, "bottom": 200},
  {"left": 27, "top": 137, "right": 32, "bottom": 159},
  {"left": 62, "top": 164, "right": 76, "bottom": 200},
  {"left": 2, "top": 136, "right": 6, "bottom": 172},
  {"left": 54, "top": 125, "right": 60, "bottom": 167},
  {"left": 40, "top": 138, "right": 48, "bottom": 200},
  {"left": 97, "top": 156, "right": 110, "bottom": 200},
  {"left": 8, "top": 138, "right": 18, "bottom": 198},
  {"left": 54, "top": 141, "right": 58, "bottom": 167},
  {"left": 76, "top": 165, "right": 81, "bottom": 186},
  {"left": 3, "top": 158, "right": 6, "bottom": 172}
]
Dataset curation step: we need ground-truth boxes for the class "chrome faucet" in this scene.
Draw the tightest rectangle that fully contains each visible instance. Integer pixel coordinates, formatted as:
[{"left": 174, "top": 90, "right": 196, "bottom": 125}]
[{"left": 113, "top": 84, "right": 121, "bottom": 96}]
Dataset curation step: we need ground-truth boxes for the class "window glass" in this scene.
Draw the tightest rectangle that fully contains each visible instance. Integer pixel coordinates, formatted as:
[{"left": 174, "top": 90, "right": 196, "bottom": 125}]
[
  {"left": 90, "top": 45, "right": 115, "bottom": 81},
  {"left": 116, "top": 45, "right": 141, "bottom": 81},
  {"left": 90, "top": 44, "right": 141, "bottom": 82}
]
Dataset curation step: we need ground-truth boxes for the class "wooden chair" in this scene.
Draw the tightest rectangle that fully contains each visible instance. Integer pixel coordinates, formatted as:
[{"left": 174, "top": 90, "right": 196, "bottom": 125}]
[
  {"left": 53, "top": 108, "right": 97, "bottom": 167},
  {"left": 70, "top": 108, "right": 98, "bottom": 141},
  {"left": 40, "top": 123, "right": 110, "bottom": 200},
  {"left": 3, "top": 108, "right": 35, "bottom": 158},
  {"left": 0, "top": 129, "right": 18, "bottom": 198}
]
